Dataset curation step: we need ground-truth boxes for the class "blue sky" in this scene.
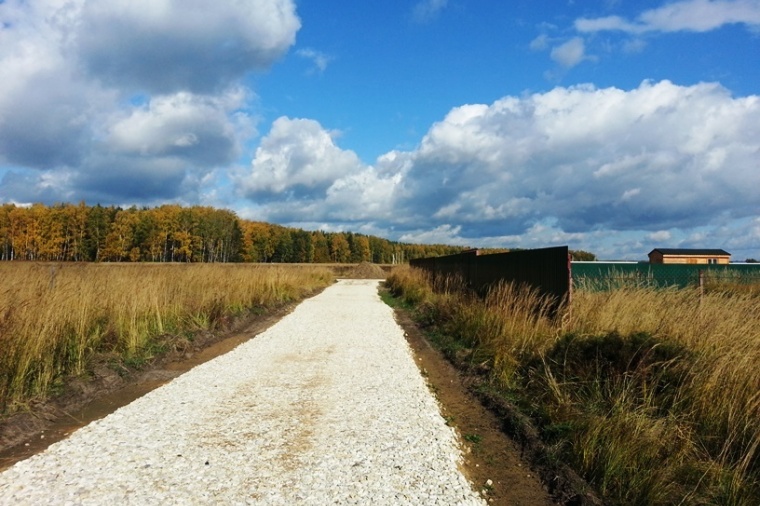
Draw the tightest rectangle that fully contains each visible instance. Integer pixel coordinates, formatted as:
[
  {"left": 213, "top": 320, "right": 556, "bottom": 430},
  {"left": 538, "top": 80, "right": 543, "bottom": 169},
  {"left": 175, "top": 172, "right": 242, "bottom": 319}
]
[{"left": 1, "top": 0, "right": 759, "bottom": 260}]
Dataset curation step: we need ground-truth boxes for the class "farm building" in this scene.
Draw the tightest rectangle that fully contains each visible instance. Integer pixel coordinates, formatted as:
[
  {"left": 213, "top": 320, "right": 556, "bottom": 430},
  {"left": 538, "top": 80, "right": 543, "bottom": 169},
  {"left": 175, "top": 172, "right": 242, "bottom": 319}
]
[{"left": 648, "top": 248, "right": 731, "bottom": 265}]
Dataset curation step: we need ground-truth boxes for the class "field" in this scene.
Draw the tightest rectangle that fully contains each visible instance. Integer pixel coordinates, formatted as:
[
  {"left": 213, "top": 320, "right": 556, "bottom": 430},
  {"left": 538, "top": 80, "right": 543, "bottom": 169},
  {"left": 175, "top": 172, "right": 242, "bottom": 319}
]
[
  {"left": 386, "top": 266, "right": 760, "bottom": 505},
  {"left": 0, "top": 262, "right": 335, "bottom": 413}
]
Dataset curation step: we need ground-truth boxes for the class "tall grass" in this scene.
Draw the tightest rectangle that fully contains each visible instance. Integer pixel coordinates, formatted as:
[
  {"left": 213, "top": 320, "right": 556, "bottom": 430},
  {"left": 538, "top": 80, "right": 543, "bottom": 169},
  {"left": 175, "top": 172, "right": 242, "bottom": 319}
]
[
  {"left": 386, "top": 266, "right": 760, "bottom": 505},
  {"left": 0, "top": 263, "right": 334, "bottom": 413}
]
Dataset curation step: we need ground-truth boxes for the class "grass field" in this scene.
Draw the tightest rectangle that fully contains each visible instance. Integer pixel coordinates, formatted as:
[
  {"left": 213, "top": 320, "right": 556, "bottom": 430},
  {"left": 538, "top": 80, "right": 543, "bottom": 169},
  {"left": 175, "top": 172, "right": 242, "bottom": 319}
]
[
  {"left": 0, "top": 262, "right": 334, "bottom": 413},
  {"left": 386, "top": 265, "right": 760, "bottom": 505}
]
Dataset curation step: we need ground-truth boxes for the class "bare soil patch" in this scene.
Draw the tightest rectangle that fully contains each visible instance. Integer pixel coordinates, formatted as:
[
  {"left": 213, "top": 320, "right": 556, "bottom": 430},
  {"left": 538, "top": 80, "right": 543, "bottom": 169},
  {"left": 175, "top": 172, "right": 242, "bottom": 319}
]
[
  {"left": 342, "top": 261, "right": 388, "bottom": 279},
  {"left": 392, "top": 307, "right": 557, "bottom": 506},
  {"left": 391, "top": 303, "right": 602, "bottom": 506}
]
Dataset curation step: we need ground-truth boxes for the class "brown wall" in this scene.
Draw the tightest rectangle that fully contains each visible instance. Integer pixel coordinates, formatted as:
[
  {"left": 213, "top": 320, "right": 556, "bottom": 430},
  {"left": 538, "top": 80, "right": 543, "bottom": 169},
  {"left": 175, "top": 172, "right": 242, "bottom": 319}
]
[
  {"left": 649, "top": 254, "right": 730, "bottom": 265},
  {"left": 410, "top": 246, "right": 570, "bottom": 310}
]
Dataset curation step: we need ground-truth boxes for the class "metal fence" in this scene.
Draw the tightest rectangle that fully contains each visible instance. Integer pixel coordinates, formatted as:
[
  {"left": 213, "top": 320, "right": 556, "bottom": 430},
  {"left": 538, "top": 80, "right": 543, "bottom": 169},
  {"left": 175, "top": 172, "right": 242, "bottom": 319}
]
[
  {"left": 571, "top": 262, "right": 760, "bottom": 292},
  {"left": 409, "top": 250, "right": 760, "bottom": 312},
  {"left": 410, "top": 246, "right": 571, "bottom": 306}
]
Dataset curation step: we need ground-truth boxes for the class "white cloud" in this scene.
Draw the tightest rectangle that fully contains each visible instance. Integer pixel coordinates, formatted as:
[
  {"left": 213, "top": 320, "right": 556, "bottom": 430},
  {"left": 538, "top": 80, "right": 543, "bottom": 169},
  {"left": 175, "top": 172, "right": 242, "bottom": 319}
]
[
  {"left": 242, "top": 117, "right": 365, "bottom": 195},
  {"left": 325, "top": 169, "right": 401, "bottom": 220},
  {"left": 529, "top": 34, "right": 551, "bottom": 51},
  {"left": 0, "top": 0, "right": 298, "bottom": 203},
  {"left": 622, "top": 38, "right": 648, "bottom": 53},
  {"left": 296, "top": 48, "right": 333, "bottom": 74},
  {"left": 235, "top": 118, "right": 405, "bottom": 225},
  {"left": 550, "top": 37, "right": 587, "bottom": 68},
  {"left": 648, "top": 230, "right": 673, "bottom": 242},
  {"left": 106, "top": 89, "right": 251, "bottom": 165},
  {"left": 412, "top": 0, "right": 448, "bottom": 23},
  {"left": 576, "top": 0, "right": 760, "bottom": 34},
  {"left": 575, "top": 15, "right": 642, "bottom": 33},
  {"left": 74, "top": 0, "right": 301, "bottom": 93},
  {"left": 400, "top": 225, "right": 467, "bottom": 246},
  {"left": 234, "top": 80, "right": 760, "bottom": 259}
]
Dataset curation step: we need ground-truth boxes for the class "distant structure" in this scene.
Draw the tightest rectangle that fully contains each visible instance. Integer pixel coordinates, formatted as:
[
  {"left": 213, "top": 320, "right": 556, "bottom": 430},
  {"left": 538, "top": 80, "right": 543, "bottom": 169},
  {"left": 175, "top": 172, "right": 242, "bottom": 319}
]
[{"left": 648, "top": 248, "right": 731, "bottom": 265}]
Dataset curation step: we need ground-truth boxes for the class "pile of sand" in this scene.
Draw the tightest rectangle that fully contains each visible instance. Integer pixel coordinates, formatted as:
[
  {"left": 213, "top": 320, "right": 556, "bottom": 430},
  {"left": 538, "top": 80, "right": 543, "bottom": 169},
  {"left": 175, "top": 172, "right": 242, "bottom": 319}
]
[{"left": 344, "top": 262, "right": 387, "bottom": 279}]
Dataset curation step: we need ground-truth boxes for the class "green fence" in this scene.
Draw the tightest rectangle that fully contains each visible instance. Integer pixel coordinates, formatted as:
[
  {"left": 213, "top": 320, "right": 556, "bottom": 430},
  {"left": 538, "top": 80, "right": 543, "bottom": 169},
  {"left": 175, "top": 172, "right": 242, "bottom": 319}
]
[
  {"left": 411, "top": 246, "right": 570, "bottom": 307},
  {"left": 571, "top": 262, "right": 760, "bottom": 291}
]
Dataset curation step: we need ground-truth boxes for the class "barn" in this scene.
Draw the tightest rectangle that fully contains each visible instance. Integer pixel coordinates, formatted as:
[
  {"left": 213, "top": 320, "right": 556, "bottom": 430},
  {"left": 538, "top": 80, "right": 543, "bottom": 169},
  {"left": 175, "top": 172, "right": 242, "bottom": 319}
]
[{"left": 648, "top": 248, "right": 731, "bottom": 265}]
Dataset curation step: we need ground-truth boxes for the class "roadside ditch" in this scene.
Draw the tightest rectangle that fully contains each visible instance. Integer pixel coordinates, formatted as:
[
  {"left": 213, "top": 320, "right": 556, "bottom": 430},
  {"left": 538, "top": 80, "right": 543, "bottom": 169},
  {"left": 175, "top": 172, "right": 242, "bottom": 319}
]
[{"left": 384, "top": 288, "right": 603, "bottom": 506}]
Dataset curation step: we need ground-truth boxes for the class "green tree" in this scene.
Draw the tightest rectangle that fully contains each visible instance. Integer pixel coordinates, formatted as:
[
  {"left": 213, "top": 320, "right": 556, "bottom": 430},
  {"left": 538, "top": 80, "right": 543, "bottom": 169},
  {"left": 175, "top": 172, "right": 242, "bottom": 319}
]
[
  {"left": 271, "top": 228, "right": 294, "bottom": 262},
  {"left": 85, "top": 205, "right": 116, "bottom": 261},
  {"left": 292, "top": 230, "right": 314, "bottom": 263},
  {"left": 312, "top": 231, "right": 331, "bottom": 263}
]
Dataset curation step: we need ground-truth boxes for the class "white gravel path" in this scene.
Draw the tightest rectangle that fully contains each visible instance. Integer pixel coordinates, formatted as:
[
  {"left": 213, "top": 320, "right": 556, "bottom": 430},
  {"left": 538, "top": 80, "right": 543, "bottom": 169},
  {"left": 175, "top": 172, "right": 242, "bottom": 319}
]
[{"left": 0, "top": 279, "right": 485, "bottom": 505}]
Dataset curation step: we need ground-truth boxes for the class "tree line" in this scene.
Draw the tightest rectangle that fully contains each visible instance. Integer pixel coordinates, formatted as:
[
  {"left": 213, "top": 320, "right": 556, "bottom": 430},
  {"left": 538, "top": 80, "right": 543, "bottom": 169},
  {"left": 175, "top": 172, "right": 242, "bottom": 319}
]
[{"left": 0, "top": 203, "right": 467, "bottom": 264}]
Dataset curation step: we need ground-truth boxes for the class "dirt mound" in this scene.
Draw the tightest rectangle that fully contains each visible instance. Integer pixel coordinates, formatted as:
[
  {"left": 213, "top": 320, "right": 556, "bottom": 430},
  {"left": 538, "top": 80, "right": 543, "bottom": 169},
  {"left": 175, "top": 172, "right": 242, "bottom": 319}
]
[{"left": 344, "top": 262, "right": 387, "bottom": 279}]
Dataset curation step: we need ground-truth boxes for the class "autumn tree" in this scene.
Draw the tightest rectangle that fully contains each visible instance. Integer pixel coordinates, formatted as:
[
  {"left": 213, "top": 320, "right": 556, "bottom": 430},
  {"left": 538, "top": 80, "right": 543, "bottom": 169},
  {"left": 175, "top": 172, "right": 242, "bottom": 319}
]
[
  {"left": 0, "top": 204, "right": 14, "bottom": 260},
  {"left": 0, "top": 202, "right": 472, "bottom": 265},
  {"left": 102, "top": 208, "right": 139, "bottom": 261},
  {"left": 352, "top": 235, "right": 371, "bottom": 263},
  {"left": 329, "top": 234, "right": 351, "bottom": 263}
]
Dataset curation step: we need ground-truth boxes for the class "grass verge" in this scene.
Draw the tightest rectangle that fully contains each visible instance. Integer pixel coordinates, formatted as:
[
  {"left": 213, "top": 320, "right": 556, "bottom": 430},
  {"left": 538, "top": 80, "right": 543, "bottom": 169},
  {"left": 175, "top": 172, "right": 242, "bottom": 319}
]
[
  {"left": 0, "top": 262, "right": 334, "bottom": 413},
  {"left": 385, "top": 265, "right": 760, "bottom": 505}
]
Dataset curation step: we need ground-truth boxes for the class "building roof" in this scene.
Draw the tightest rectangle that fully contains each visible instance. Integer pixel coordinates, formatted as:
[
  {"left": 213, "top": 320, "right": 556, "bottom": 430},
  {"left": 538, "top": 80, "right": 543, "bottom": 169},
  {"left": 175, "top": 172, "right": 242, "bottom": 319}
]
[{"left": 649, "top": 248, "right": 731, "bottom": 256}]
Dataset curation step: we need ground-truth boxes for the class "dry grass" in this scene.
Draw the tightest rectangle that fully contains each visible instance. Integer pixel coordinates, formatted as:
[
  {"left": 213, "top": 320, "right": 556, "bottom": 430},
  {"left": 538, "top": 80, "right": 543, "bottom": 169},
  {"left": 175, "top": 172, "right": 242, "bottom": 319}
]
[
  {"left": 386, "top": 265, "right": 760, "bottom": 505},
  {"left": 0, "top": 262, "right": 334, "bottom": 413}
]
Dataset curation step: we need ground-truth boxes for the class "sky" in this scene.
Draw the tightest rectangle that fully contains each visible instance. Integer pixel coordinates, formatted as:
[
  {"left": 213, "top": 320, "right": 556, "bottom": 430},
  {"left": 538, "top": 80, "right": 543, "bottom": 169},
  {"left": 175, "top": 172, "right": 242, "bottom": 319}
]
[{"left": 1, "top": 0, "right": 759, "bottom": 261}]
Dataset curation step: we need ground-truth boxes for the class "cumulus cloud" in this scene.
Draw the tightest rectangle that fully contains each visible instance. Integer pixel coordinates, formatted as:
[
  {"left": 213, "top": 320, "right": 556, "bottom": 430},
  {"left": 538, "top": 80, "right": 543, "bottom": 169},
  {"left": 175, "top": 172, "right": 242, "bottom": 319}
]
[
  {"left": 0, "top": 1, "right": 110, "bottom": 168},
  {"left": 238, "top": 81, "right": 760, "bottom": 258},
  {"left": 576, "top": 0, "right": 760, "bottom": 34},
  {"left": 106, "top": 89, "right": 252, "bottom": 165},
  {"left": 0, "top": 0, "right": 299, "bottom": 204},
  {"left": 242, "top": 117, "right": 365, "bottom": 196},
  {"left": 74, "top": 0, "right": 301, "bottom": 94},
  {"left": 234, "top": 117, "right": 404, "bottom": 224},
  {"left": 408, "top": 80, "right": 760, "bottom": 234}
]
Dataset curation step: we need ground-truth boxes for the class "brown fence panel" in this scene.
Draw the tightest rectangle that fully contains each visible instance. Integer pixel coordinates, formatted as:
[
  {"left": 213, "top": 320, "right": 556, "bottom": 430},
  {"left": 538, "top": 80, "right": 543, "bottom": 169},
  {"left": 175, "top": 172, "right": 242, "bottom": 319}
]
[{"left": 410, "top": 246, "right": 570, "bottom": 304}]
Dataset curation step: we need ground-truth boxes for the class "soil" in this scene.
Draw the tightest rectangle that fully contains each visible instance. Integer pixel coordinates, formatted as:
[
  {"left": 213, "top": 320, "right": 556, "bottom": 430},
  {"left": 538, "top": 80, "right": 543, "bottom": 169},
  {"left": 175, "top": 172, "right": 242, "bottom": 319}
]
[
  {"left": 391, "top": 305, "right": 603, "bottom": 506},
  {"left": 342, "top": 261, "right": 388, "bottom": 279},
  {"left": 392, "top": 307, "right": 557, "bottom": 506}
]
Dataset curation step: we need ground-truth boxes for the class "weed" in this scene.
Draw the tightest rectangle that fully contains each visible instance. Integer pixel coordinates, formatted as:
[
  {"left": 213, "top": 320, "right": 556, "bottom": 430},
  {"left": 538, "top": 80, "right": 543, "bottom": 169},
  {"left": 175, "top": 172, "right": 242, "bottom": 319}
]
[
  {"left": 0, "top": 263, "right": 333, "bottom": 413},
  {"left": 386, "top": 265, "right": 760, "bottom": 505}
]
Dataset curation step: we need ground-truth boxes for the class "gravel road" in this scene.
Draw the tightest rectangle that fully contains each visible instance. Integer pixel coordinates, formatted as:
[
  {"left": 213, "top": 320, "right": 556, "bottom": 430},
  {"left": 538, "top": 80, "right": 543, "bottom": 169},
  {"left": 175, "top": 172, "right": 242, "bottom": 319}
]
[{"left": 0, "top": 279, "right": 485, "bottom": 505}]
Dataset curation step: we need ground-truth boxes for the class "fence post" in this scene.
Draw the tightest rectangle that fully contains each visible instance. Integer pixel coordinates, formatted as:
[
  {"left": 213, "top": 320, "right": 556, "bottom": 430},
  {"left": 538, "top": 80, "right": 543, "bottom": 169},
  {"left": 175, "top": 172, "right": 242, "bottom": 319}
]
[
  {"left": 567, "top": 252, "right": 573, "bottom": 307},
  {"left": 565, "top": 253, "right": 573, "bottom": 328},
  {"left": 698, "top": 270, "right": 704, "bottom": 307}
]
